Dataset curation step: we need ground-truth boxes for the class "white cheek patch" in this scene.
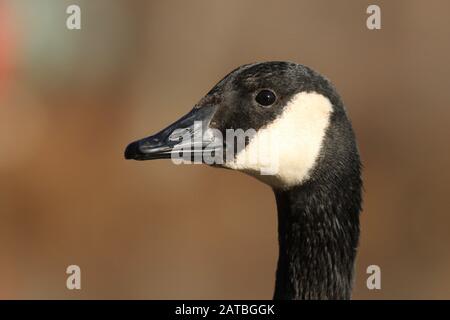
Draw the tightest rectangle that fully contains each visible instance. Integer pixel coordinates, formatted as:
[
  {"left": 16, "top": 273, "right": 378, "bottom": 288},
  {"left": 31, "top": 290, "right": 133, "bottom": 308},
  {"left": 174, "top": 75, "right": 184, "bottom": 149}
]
[{"left": 224, "top": 91, "right": 332, "bottom": 188}]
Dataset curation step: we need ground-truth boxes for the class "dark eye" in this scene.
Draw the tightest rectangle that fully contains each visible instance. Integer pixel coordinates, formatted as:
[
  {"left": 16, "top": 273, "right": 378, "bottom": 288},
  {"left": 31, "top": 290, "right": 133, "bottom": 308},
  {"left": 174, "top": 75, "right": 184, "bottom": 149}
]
[{"left": 255, "top": 89, "right": 276, "bottom": 107}]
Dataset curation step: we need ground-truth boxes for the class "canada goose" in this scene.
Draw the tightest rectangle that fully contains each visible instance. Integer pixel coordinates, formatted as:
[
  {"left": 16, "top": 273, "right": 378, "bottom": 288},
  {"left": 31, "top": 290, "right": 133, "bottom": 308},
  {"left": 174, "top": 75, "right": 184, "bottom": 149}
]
[{"left": 124, "top": 61, "right": 362, "bottom": 300}]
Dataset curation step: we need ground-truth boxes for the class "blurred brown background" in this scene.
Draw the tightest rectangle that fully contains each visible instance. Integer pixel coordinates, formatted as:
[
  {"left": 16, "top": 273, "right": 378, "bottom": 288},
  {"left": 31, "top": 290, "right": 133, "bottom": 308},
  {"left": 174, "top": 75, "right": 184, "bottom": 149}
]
[{"left": 0, "top": 0, "right": 449, "bottom": 299}]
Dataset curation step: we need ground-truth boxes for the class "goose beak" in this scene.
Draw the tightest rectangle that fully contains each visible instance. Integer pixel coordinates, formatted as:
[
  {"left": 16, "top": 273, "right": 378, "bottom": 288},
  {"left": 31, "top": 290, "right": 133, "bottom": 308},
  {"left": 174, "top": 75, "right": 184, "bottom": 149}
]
[{"left": 124, "top": 105, "right": 219, "bottom": 161}]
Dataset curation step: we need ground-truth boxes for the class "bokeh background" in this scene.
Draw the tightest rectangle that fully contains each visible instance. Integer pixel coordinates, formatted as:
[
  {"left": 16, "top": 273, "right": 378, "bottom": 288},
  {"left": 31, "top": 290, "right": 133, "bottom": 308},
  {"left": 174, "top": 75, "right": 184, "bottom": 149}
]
[{"left": 1, "top": 0, "right": 449, "bottom": 299}]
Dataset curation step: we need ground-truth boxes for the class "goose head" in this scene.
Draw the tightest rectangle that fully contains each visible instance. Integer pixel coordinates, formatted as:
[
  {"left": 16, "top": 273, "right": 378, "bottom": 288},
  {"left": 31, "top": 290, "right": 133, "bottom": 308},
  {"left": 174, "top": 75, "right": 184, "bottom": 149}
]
[
  {"left": 124, "top": 61, "right": 362, "bottom": 299},
  {"left": 125, "top": 61, "right": 357, "bottom": 189}
]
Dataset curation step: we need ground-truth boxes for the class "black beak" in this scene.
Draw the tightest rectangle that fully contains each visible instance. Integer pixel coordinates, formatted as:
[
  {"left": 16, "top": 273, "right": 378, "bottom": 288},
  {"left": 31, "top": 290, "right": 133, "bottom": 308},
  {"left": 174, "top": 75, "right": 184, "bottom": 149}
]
[{"left": 124, "top": 105, "right": 220, "bottom": 161}]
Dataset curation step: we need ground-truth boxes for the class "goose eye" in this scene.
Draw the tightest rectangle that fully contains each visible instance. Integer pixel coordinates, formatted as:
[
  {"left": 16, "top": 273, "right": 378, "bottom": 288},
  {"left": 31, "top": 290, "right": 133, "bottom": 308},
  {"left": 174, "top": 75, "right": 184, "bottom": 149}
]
[{"left": 255, "top": 89, "right": 276, "bottom": 107}]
